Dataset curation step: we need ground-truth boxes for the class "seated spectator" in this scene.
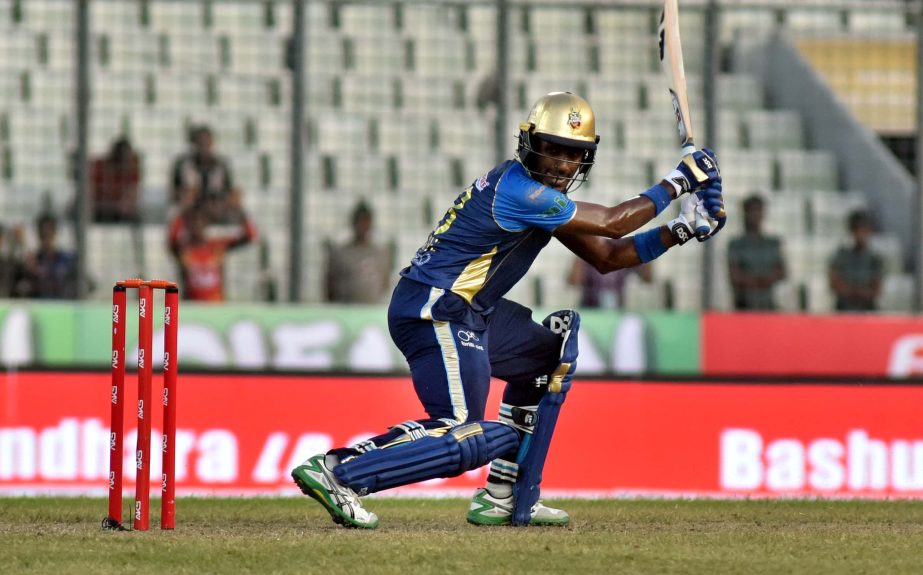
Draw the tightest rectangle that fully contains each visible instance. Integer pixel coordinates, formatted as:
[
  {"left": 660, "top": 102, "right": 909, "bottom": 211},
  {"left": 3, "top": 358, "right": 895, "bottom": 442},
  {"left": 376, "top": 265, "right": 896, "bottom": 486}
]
[
  {"left": 0, "top": 223, "right": 25, "bottom": 297},
  {"left": 19, "top": 213, "right": 79, "bottom": 299},
  {"left": 829, "top": 210, "right": 884, "bottom": 312},
  {"left": 171, "top": 124, "right": 240, "bottom": 224},
  {"left": 90, "top": 137, "right": 141, "bottom": 223},
  {"left": 325, "top": 200, "right": 392, "bottom": 304},
  {"left": 568, "top": 256, "right": 652, "bottom": 309},
  {"left": 727, "top": 195, "right": 787, "bottom": 311},
  {"left": 168, "top": 197, "right": 257, "bottom": 303}
]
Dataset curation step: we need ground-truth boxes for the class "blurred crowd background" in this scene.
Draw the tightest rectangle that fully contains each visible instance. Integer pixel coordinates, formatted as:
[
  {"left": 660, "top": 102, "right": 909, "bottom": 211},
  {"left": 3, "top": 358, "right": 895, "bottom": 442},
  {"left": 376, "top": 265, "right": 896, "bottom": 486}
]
[{"left": 0, "top": 0, "right": 919, "bottom": 314}]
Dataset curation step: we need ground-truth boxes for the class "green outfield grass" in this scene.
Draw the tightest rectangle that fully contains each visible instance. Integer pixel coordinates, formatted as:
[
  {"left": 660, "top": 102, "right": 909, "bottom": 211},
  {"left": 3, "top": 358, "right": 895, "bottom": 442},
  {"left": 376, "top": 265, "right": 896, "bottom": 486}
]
[{"left": 2, "top": 497, "right": 922, "bottom": 574}]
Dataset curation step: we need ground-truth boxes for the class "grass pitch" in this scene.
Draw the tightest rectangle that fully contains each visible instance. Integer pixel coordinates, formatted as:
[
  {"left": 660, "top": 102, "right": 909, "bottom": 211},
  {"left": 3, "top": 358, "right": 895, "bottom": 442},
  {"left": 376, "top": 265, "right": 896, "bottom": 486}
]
[{"left": 2, "top": 497, "right": 922, "bottom": 574}]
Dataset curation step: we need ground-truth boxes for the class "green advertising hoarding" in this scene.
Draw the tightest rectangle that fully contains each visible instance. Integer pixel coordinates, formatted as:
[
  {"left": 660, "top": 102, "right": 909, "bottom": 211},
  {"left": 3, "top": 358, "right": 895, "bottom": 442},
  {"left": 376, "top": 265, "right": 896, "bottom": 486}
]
[{"left": 0, "top": 301, "right": 699, "bottom": 375}]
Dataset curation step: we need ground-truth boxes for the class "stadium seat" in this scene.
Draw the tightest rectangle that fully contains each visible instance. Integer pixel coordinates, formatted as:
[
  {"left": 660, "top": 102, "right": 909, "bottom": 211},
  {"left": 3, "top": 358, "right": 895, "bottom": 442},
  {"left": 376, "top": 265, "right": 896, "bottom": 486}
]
[
  {"left": 584, "top": 77, "right": 641, "bottom": 116},
  {"left": 880, "top": 273, "right": 914, "bottom": 313},
  {"left": 847, "top": 9, "right": 908, "bottom": 33},
  {"left": 711, "top": 150, "right": 774, "bottom": 197},
  {"left": 870, "top": 235, "right": 904, "bottom": 275},
  {"left": 716, "top": 110, "right": 744, "bottom": 149},
  {"left": 622, "top": 111, "right": 684, "bottom": 156},
  {"left": 373, "top": 113, "right": 435, "bottom": 157},
  {"left": 594, "top": 7, "right": 656, "bottom": 36},
  {"left": 339, "top": 74, "right": 399, "bottom": 113},
  {"left": 784, "top": 8, "right": 845, "bottom": 33},
  {"left": 807, "top": 190, "right": 868, "bottom": 236},
  {"left": 345, "top": 34, "right": 406, "bottom": 74},
  {"left": 150, "top": 1, "right": 204, "bottom": 34},
  {"left": 742, "top": 110, "right": 805, "bottom": 151},
  {"left": 437, "top": 111, "right": 493, "bottom": 158},
  {"left": 310, "top": 113, "right": 368, "bottom": 155},
  {"left": 776, "top": 150, "right": 838, "bottom": 191},
  {"left": 763, "top": 190, "right": 810, "bottom": 237},
  {"left": 340, "top": 3, "right": 396, "bottom": 35},
  {"left": 717, "top": 74, "right": 764, "bottom": 112}
]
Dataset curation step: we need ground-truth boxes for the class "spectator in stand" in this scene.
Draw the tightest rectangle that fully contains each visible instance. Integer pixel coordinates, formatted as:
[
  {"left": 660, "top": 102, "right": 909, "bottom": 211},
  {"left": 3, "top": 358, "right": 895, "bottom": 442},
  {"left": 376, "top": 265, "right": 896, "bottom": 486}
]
[
  {"left": 19, "top": 213, "right": 79, "bottom": 299},
  {"left": 171, "top": 124, "right": 240, "bottom": 224},
  {"left": 325, "top": 200, "right": 392, "bottom": 304},
  {"left": 829, "top": 209, "right": 884, "bottom": 312},
  {"left": 90, "top": 137, "right": 141, "bottom": 223},
  {"left": 168, "top": 196, "right": 257, "bottom": 303},
  {"left": 727, "top": 195, "right": 786, "bottom": 311},
  {"left": 0, "top": 223, "right": 26, "bottom": 297},
  {"left": 568, "top": 256, "right": 652, "bottom": 309}
]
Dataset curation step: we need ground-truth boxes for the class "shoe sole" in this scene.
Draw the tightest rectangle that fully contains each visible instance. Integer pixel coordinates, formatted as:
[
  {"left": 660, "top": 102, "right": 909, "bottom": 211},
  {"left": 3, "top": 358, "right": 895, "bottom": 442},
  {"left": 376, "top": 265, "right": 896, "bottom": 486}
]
[
  {"left": 467, "top": 514, "right": 570, "bottom": 527},
  {"left": 291, "top": 464, "right": 378, "bottom": 529}
]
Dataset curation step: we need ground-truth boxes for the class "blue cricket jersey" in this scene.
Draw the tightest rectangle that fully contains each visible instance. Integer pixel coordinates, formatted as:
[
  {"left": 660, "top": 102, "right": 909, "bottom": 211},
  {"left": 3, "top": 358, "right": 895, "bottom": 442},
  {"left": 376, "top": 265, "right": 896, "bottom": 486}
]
[{"left": 401, "top": 160, "right": 576, "bottom": 313}]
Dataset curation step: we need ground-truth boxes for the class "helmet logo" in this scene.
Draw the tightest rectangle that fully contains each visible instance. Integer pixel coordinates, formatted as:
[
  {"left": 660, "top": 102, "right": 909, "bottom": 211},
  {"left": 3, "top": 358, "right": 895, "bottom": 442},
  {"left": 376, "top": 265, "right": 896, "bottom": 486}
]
[{"left": 567, "top": 109, "right": 582, "bottom": 130}]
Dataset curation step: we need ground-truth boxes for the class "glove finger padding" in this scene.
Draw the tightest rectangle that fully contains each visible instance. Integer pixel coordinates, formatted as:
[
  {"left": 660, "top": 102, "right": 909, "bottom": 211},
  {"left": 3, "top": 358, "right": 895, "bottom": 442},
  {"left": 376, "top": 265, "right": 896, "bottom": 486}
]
[{"left": 698, "top": 181, "right": 725, "bottom": 219}]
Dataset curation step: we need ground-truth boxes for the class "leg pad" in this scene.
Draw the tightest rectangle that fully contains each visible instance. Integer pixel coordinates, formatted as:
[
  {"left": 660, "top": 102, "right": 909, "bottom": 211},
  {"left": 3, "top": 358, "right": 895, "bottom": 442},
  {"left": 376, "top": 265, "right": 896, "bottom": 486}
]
[{"left": 334, "top": 421, "right": 520, "bottom": 494}]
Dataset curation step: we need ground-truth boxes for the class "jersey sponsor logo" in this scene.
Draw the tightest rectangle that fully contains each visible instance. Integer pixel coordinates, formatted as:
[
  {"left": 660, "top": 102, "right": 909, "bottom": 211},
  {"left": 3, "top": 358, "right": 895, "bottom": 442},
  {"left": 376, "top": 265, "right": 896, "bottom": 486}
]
[
  {"left": 475, "top": 174, "right": 489, "bottom": 191},
  {"left": 541, "top": 196, "right": 570, "bottom": 217}
]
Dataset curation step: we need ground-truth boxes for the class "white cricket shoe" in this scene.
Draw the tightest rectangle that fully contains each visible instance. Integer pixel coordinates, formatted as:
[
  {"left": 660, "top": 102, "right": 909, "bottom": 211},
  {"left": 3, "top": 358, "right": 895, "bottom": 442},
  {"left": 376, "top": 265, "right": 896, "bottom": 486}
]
[
  {"left": 466, "top": 487, "right": 569, "bottom": 526},
  {"left": 292, "top": 454, "right": 379, "bottom": 529}
]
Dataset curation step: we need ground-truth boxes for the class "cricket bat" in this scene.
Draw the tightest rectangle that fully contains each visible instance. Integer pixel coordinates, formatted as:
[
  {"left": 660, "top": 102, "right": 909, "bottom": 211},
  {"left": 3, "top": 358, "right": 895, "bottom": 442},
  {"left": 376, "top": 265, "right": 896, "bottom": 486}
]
[{"left": 658, "top": 0, "right": 724, "bottom": 224}]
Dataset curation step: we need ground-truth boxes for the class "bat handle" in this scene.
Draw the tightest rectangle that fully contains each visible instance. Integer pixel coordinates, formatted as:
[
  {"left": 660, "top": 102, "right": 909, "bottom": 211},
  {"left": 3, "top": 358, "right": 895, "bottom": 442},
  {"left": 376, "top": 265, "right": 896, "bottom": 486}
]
[{"left": 680, "top": 144, "right": 711, "bottom": 239}]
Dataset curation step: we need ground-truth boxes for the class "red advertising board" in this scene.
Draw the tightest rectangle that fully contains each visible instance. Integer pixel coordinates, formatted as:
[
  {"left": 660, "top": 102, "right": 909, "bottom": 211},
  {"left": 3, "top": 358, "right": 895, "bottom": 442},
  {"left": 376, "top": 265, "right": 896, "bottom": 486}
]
[
  {"left": 703, "top": 313, "right": 923, "bottom": 378},
  {"left": 2, "top": 372, "right": 922, "bottom": 498}
]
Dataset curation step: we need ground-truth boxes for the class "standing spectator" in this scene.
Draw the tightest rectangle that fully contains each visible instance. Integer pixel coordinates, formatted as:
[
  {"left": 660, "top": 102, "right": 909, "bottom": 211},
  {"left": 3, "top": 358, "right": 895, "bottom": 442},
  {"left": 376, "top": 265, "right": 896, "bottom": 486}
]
[
  {"left": 829, "top": 209, "right": 884, "bottom": 312},
  {"left": 19, "top": 213, "right": 79, "bottom": 299},
  {"left": 168, "top": 198, "right": 257, "bottom": 302},
  {"left": 325, "top": 200, "right": 392, "bottom": 303},
  {"left": 171, "top": 124, "right": 240, "bottom": 224},
  {"left": 0, "top": 224, "right": 25, "bottom": 297},
  {"left": 90, "top": 137, "right": 141, "bottom": 223},
  {"left": 568, "top": 256, "right": 652, "bottom": 309},
  {"left": 727, "top": 195, "right": 786, "bottom": 311}
]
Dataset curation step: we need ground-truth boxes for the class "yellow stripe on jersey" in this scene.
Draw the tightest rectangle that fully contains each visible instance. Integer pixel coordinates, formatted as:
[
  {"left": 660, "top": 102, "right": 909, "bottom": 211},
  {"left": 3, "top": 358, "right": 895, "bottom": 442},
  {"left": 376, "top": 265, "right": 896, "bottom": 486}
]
[{"left": 450, "top": 247, "right": 498, "bottom": 304}]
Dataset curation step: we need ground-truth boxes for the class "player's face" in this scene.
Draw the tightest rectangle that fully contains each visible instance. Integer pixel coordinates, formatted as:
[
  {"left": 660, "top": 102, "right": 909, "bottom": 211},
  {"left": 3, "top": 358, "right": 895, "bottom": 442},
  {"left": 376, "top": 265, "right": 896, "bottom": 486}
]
[{"left": 531, "top": 138, "right": 585, "bottom": 192}]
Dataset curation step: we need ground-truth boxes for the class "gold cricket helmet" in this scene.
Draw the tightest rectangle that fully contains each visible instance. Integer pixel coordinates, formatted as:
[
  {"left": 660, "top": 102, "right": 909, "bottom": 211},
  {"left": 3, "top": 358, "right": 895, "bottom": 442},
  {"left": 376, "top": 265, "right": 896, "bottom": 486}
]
[
  {"left": 517, "top": 92, "right": 600, "bottom": 193},
  {"left": 520, "top": 91, "right": 599, "bottom": 150}
]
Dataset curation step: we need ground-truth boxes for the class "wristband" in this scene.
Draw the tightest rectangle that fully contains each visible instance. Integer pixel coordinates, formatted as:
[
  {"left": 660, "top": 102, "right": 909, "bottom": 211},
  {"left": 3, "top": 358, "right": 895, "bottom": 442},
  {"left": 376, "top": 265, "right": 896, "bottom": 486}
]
[
  {"left": 640, "top": 184, "right": 673, "bottom": 216},
  {"left": 632, "top": 228, "right": 668, "bottom": 264}
]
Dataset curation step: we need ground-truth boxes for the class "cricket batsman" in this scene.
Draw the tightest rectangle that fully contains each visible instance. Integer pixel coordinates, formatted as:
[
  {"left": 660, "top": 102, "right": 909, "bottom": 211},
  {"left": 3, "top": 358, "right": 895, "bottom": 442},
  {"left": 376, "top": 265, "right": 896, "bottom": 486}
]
[{"left": 292, "top": 92, "right": 725, "bottom": 528}]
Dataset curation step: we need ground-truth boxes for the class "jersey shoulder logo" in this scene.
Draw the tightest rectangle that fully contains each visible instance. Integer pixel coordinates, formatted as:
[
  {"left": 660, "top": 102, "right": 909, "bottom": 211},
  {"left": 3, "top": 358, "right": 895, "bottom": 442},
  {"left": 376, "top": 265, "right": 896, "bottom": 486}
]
[{"left": 475, "top": 174, "right": 489, "bottom": 191}]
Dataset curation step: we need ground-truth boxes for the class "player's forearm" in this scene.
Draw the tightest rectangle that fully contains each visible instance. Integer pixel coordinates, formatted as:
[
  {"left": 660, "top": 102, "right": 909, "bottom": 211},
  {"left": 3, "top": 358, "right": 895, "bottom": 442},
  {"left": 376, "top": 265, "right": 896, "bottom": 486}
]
[
  {"left": 572, "top": 195, "right": 659, "bottom": 239},
  {"left": 595, "top": 227, "right": 676, "bottom": 273}
]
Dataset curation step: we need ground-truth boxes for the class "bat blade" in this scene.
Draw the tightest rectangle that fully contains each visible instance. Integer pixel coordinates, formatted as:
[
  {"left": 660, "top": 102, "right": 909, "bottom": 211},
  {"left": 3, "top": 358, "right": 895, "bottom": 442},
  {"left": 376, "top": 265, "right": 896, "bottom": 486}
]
[{"left": 658, "top": 0, "right": 696, "bottom": 156}]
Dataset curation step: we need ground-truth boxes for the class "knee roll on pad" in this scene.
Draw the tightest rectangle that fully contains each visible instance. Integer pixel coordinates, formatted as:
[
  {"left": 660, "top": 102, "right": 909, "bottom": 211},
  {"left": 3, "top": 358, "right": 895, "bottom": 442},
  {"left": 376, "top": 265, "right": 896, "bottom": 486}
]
[{"left": 334, "top": 421, "right": 520, "bottom": 494}]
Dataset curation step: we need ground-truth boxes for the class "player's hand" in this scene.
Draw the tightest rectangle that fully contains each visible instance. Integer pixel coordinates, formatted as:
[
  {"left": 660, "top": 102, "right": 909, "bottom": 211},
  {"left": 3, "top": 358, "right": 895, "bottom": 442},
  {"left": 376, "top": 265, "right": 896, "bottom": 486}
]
[
  {"left": 668, "top": 182, "right": 725, "bottom": 244},
  {"left": 698, "top": 181, "right": 725, "bottom": 220},
  {"left": 665, "top": 148, "right": 720, "bottom": 196},
  {"left": 692, "top": 181, "right": 726, "bottom": 241}
]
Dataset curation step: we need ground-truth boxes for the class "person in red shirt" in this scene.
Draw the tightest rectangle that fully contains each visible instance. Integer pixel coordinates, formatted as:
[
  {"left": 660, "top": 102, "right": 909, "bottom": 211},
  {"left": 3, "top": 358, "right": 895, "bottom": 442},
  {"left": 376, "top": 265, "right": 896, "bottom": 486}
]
[
  {"left": 168, "top": 197, "right": 257, "bottom": 302},
  {"left": 91, "top": 138, "right": 141, "bottom": 223}
]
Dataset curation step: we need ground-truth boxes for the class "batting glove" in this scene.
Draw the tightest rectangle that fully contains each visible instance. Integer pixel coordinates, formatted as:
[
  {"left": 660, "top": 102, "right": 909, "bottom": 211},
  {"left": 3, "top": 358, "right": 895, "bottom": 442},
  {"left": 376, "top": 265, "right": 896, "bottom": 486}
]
[
  {"left": 668, "top": 183, "right": 726, "bottom": 244},
  {"left": 665, "top": 148, "right": 721, "bottom": 196}
]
